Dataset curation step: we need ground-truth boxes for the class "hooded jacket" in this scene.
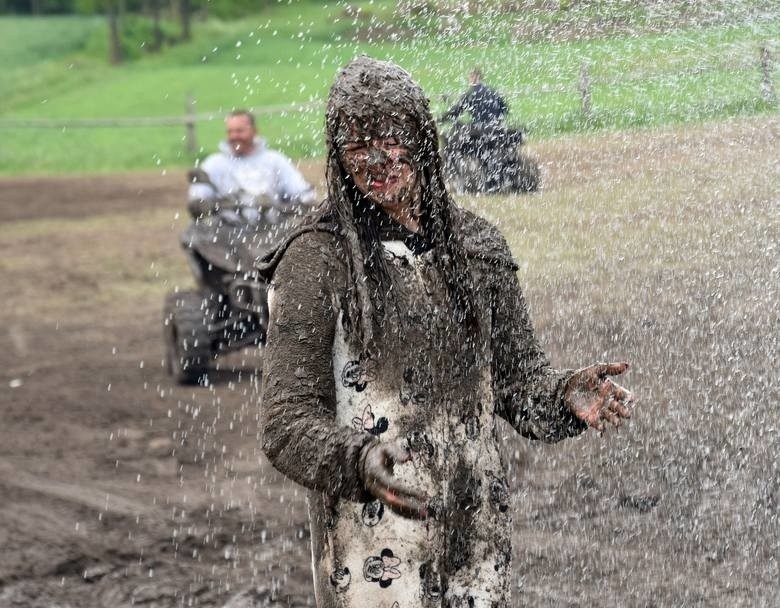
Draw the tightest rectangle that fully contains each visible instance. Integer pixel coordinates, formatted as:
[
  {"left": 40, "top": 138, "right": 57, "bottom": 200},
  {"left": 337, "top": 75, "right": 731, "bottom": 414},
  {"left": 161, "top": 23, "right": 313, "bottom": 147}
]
[
  {"left": 259, "top": 57, "right": 585, "bottom": 608},
  {"left": 441, "top": 82, "right": 508, "bottom": 126}
]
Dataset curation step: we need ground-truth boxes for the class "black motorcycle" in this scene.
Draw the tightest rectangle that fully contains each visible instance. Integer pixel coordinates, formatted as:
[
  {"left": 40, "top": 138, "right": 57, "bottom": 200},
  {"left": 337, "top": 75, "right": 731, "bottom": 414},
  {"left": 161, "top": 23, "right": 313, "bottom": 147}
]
[
  {"left": 439, "top": 121, "right": 540, "bottom": 194},
  {"left": 162, "top": 169, "right": 312, "bottom": 384}
]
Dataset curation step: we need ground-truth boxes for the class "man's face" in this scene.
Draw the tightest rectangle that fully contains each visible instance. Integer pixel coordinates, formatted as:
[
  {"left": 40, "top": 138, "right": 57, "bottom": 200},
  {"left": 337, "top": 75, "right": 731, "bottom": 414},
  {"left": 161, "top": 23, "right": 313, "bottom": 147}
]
[
  {"left": 339, "top": 127, "right": 418, "bottom": 213},
  {"left": 225, "top": 115, "right": 256, "bottom": 156}
]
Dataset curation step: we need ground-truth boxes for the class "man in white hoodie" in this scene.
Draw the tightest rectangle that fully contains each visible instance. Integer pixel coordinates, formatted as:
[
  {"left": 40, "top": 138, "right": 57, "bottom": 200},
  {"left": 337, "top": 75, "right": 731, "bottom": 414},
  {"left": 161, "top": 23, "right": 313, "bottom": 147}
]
[{"left": 187, "top": 110, "right": 316, "bottom": 219}]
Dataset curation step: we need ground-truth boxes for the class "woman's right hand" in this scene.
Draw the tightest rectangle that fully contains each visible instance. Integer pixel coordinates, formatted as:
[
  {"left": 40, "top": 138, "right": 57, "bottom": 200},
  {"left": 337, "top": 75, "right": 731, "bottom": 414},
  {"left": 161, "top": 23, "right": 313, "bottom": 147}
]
[{"left": 359, "top": 441, "right": 429, "bottom": 520}]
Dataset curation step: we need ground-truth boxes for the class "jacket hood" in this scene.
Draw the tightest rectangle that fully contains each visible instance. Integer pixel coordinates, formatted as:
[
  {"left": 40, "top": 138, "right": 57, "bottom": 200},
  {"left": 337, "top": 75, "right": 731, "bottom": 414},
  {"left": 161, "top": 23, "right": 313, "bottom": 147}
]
[
  {"left": 260, "top": 56, "right": 478, "bottom": 359},
  {"left": 217, "top": 137, "right": 266, "bottom": 158},
  {"left": 325, "top": 56, "right": 438, "bottom": 160}
]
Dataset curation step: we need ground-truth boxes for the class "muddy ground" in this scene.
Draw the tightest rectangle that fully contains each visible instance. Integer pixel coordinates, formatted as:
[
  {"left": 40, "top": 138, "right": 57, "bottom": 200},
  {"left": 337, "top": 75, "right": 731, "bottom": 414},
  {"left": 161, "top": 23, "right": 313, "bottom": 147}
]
[{"left": 0, "top": 117, "right": 778, "bottom": 607}]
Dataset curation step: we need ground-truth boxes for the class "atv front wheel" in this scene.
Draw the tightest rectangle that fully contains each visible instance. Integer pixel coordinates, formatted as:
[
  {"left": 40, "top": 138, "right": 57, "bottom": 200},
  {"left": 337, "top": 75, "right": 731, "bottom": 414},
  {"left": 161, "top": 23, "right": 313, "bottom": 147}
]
[{"left": 163, "top": 291, "right": 214, "bottom": 385}]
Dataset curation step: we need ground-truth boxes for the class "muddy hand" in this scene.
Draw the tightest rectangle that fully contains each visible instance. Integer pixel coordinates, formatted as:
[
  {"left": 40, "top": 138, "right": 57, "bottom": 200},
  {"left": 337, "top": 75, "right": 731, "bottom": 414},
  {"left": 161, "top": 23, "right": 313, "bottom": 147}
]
[
  {"left": 564, "top": 362, "right": 636, "bottom": 432},
  {"left": 359, "top": 441, "right": 429, "bottom": 520}
]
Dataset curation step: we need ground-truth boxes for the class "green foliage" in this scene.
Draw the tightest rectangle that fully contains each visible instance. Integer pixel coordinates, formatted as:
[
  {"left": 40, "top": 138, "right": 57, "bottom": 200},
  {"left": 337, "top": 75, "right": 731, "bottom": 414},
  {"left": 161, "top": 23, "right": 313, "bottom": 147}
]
[
  {"left": 80, "top": 13, "right": 180, "bottom": 60},
  {"left": 0, "top": 15, "right": 104, "bottom": 111},
  {"left": 71, "top": 0, "right": 151, "bottom": 15},
  {"left": 204, "top": 0, "right": 276, "bottom": 20},
  {"left": 0, "top": 1, "right": 777, "bottom": 174},
  {"left": 72, "top": 0, "right": 102, "bottom": 13},
  {"left": 1, "top": 0, "right": 75, "bottom": 14},
  {"left": 0, "top": 15, "right": 101, "bottom": 66}
]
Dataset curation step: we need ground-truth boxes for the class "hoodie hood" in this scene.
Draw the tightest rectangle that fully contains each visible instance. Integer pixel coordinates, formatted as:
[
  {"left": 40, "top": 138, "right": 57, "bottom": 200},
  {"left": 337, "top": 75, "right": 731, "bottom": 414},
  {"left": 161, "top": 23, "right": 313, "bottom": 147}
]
[
  {"left": 323, "top": 57, "right": 479, "bottom": 358},
  {"left": 325, "top": 56, "right": 435, "bottom": 159},
  {"left": 255, "top": 57, "right": 478, "bottom": 359},
  {"left": 217, "top": 136, "right": 266, "bottom": 159}
]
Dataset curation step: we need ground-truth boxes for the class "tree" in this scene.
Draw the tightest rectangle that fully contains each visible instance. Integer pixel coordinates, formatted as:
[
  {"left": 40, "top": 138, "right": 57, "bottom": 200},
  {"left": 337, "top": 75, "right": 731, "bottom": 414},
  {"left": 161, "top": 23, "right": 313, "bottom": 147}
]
[
  {"left": 179, "top": 0, "right": 190, "bottom": 41},
  {"left": 149, "top": 0, "right": 162, "bottom": 51},
  {"left": 106, "top": 0, "right": 122, "bottom": 64}
]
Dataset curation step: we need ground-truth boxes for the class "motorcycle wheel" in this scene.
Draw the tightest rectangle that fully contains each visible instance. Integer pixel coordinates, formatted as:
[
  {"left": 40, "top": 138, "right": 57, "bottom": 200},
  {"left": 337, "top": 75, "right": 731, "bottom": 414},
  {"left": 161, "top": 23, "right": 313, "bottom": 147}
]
[
  {"left": 449, "top": 156, "right": 486, "bottom": 194},
  {"left": 163, "top": 290, "right": 214, "bottom": 385},
  {"left": 512, "top": 153, "right": 540, "bottom": 192}
]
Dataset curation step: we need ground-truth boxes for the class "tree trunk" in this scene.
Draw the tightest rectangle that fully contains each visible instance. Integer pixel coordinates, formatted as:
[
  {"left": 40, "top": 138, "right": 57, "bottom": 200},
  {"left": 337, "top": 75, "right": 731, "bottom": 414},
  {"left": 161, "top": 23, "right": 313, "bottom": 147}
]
[
  {"left": 107, "top": 1, "right": 123, "bottom": 65},
  {"left": 30, "top": 0, "right": 41, "bottom": 15},
  {"left": 150, "top": 0, "right": 163, "bottom": 52},
  {"left": 180, "top": 0, "right": 191, "bottom": 42}
]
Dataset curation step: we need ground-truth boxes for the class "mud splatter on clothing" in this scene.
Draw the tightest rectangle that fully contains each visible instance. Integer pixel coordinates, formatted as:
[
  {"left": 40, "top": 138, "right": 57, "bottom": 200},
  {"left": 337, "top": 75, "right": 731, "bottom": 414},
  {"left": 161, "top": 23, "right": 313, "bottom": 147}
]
[
  {"left": 260, "top": 209, "right": 585, "bottom": 607},
  {"left": 260, "top": 55, "right": 585, "bottom": 608}
]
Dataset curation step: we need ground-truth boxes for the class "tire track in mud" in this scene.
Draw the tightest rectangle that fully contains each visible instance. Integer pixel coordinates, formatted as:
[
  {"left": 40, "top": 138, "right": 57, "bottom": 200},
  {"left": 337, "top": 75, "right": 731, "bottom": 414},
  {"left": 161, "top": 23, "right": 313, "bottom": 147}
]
[
  {"left": 0, "top": 168, "right": 317, "bottom": 605},
  {"left": 0, "top": 453, "right": 313, "bottom": 607},
  {"left": 0, "top": 464, "right": 150, "bottom": 518}
]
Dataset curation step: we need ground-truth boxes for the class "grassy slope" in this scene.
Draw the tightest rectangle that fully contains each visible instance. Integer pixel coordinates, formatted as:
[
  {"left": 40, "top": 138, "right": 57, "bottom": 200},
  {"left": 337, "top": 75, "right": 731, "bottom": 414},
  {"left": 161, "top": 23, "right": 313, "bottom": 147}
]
[
  {"left": 0, "top": 1, "right": 777, "bottom": 174},
  {"left": 0, "top": 16, "right": 104, "bottom": 109}
]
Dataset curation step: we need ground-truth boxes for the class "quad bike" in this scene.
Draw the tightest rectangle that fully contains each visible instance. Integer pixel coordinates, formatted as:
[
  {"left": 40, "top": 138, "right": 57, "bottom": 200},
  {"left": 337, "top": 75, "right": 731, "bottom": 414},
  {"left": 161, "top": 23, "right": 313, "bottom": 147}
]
[
  {"left": 162, "top": 169, "right": 312, "bottom": 384},
  {"left": 439, "top": 121, "right": 540, "bottom": 194}
]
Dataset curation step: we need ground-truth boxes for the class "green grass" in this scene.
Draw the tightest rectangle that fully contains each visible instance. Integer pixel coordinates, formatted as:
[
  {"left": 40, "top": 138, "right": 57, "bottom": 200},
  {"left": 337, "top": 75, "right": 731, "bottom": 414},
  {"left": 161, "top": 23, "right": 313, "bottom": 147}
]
[
  {"left": 0, "top": 16, "right": 105, "bottom": 112},
  {"left": 0, "top": 15, "right": 103, "bottom": 67},
  {"left": 0, "top": 1, "right": 778, "bottom": 175}
]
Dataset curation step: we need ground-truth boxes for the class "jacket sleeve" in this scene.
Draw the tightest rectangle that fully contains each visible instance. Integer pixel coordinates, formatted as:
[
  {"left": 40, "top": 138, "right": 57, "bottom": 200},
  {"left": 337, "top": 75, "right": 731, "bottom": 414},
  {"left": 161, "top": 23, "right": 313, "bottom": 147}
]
[
  {"left": 187, "top": 155, "right": 223, "bottom": 217},
  {"left": 441, "top": 89, "right": 471, "bottom": 122},
  {"left": 489, "top": 255, "right": 587, "bottom": 443},
  {"left": 260, "top": 232, "right": 376, "bottom": 501},
  {"left": 186, "top": 184, "right": 220, "bottom": 217},
  {"left": 496, "top": 92, "right": 508, "bottom": 118},
  {"left": 271, "top": 152, "right": 315, "bottom": 204}
]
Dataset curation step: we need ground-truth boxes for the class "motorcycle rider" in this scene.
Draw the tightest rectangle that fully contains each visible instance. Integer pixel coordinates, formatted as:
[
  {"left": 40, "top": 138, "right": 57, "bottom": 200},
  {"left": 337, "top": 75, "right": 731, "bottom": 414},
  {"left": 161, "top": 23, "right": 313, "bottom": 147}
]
[
  {"left": 440, "top": 67, "right": 508, "bottom": 127},
  {"left": 164, "top": 110, "right": 315, "bottom": 384},
  {"left": 187, "top": 109, "right": 316, "bottom": 221},
  {"left": 439, "top": 69, "right": 512, "bottom": 190}
]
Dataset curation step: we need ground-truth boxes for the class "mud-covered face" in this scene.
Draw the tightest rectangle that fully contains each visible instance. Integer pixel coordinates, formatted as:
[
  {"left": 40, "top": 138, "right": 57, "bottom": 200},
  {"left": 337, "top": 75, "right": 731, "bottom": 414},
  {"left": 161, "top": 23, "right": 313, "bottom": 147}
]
[{"left": 339, "top": 125, "right": 419, "bottom": 214}]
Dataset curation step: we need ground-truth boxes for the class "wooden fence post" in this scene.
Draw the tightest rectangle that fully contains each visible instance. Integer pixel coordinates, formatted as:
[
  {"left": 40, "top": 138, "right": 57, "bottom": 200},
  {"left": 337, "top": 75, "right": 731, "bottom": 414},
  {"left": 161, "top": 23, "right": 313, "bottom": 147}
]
[
  {"left": 760, "top": 46, "right": 776, "bottom": 105},
  {"left": 185, "top": 94, "right": 198, "bottom": 154},
  {"left": 579, "top": 62, "right": 593, "bottom": 122}
]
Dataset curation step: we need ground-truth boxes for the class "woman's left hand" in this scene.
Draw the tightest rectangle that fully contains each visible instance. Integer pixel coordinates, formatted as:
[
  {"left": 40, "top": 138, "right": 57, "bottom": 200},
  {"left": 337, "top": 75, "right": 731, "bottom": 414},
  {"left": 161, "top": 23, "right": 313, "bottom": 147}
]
[{"left": 564, "top": 362, "right": 636, "bottom": 432}]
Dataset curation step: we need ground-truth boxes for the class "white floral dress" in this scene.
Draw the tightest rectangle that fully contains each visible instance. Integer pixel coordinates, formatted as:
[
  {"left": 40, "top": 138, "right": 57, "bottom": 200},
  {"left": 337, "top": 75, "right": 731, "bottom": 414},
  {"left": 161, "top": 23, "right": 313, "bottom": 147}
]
[{"left": 260, "top": 210, "right": 584, "bottom": 608}]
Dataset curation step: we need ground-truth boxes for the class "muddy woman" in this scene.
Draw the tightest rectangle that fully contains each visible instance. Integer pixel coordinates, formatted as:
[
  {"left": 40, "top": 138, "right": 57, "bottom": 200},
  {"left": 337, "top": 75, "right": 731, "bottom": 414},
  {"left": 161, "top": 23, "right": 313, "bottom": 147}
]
[{"left": 259, "top": 56, "right": 635, "bottom": 607}]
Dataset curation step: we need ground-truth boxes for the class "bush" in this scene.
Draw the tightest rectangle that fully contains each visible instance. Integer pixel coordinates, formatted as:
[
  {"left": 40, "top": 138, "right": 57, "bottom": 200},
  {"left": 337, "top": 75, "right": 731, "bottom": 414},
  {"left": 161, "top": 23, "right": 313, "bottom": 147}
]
[
  {"left": 81, "top": 13, "right": 179, "bottom": 61},
  {"left": 202, "top": 0, "right": 275, "bottom": 20}
]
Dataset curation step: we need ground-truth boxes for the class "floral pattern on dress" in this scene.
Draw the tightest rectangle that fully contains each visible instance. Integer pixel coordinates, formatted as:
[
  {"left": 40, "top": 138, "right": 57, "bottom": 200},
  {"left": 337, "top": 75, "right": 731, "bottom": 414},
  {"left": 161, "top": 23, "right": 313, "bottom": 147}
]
[
  {"left": 399, "top": 366, "right": 431, "bottom": 406},
  {"left": 406, "top": 429, "right": 435, "bottom": 468}
]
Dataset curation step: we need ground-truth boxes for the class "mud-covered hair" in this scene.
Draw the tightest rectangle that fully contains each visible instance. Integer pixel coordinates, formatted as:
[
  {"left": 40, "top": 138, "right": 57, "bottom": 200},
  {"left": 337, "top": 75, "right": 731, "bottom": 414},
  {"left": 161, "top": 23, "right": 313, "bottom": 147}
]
[{"left": 321, "top": 56, "right": 478, "bottom": 358}]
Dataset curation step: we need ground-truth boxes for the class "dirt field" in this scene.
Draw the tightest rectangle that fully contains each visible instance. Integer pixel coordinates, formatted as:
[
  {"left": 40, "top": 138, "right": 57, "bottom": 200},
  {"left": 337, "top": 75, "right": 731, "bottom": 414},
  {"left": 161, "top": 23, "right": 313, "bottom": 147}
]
[{"left": 1, "top": 117, "right": 778, "bottom": 607}]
